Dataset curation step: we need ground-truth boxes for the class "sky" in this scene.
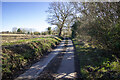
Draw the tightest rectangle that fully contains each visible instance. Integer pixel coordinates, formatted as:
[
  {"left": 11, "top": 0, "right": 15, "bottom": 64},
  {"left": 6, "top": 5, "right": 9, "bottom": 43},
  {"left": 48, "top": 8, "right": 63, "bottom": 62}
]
[{"left": 2, "top": 2, "right": 56, "bottom": 32}]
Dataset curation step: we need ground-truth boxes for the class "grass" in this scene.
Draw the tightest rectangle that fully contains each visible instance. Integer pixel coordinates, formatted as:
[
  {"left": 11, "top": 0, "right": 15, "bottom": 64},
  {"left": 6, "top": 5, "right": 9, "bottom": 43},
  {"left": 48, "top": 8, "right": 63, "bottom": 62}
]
[
  {"left": 72, "top": 39, "right": 120, "bottom": 80},
  {"left": 2, "top": 36, "right": 61, "bottom": 46},
  {"left": 2, "top": 37, "right": 46, "bottom": 46},
  {"left": 2, "top": 36, "right": 62, "bottom": 80}
]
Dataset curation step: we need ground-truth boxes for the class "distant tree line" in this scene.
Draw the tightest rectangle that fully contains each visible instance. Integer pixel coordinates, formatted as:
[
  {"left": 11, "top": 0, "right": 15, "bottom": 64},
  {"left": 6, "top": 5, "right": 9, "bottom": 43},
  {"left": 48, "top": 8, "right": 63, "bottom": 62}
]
[
  {"left": 12, "top": 27, "right": 35, "bottom": 34},
  {"left": 0, "top": 27, "right": 59, "bottom": 35}
]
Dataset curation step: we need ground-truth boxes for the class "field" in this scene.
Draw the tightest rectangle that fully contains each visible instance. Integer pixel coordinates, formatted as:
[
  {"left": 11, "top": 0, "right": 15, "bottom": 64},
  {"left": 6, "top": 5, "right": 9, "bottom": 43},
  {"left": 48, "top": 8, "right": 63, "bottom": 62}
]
[
  {"left": 0, "top": 34, "right": 51, "bottom": 43},
  {"left": 1, "top": 34, "right": 63, "bottom": 80}
]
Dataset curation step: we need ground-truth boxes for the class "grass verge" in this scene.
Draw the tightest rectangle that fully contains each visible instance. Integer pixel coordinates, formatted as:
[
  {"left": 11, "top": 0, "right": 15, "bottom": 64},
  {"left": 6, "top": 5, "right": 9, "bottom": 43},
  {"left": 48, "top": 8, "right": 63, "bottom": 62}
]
[
  {"left": 72, "top": 39, "right": 120, "bottom": 80},
  {"left": 2, "top": 36, "right": 62, "bottom": 80}
]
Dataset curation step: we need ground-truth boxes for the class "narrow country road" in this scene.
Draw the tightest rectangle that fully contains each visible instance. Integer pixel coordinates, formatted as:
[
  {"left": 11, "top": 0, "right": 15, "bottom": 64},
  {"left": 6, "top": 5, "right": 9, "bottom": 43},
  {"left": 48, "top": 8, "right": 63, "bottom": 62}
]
[
  {"left": 15, "top": 38, "right": 76, "bottom": 80},
  {"left": 55, "top": 39, "right": 76, "bottom": 79}
]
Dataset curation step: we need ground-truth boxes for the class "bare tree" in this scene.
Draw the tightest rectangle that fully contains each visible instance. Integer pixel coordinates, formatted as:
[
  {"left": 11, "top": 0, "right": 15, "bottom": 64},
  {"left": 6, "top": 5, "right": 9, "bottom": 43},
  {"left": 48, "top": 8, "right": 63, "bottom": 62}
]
[
  {"left": 12, "top": 27, "right": 17, "bottom": 33},
  {"left": 46, "top": 2, "right": 76, "bottom": 36}
]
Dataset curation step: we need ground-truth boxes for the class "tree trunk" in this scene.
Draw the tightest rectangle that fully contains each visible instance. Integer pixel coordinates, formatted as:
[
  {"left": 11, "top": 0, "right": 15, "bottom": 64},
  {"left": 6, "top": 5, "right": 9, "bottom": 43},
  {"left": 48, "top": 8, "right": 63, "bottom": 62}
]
[
  {"left": 59, "top": 27, "right": 62, "bottom": 36},
  {"left": 58, "top": 20, "right": 65, "bottom": 36}
]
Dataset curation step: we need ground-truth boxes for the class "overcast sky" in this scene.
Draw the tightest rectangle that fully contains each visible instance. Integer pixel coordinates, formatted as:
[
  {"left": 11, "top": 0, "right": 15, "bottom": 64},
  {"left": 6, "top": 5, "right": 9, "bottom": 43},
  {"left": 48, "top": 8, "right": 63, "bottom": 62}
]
[{"left": 2, "top": 2, "right": 56, "bottom": 32}]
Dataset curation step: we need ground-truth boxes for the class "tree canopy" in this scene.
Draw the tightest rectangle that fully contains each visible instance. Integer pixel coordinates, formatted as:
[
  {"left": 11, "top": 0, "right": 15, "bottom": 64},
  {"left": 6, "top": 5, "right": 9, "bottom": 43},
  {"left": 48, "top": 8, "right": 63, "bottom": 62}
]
[
  {"left": 46, "top": 2, "right": 76, "bottom": 36},
  {"left": 71, "top": 2, "right": 120, "bottom": 57}
]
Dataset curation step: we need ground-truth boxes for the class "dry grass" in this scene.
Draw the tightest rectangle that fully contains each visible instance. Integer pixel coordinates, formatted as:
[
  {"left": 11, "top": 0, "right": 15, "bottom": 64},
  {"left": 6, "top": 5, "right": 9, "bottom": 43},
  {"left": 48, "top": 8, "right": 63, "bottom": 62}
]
[{"left": 0, "top": 34, "right": 52, "bottom": 43}]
